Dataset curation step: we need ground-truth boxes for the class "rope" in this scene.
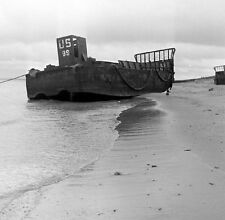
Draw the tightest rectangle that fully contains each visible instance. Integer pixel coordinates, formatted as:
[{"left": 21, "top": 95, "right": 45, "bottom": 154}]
[
  {"left": 156, "top": 70, "right": 173, "bottom": 82},
  {"left": 113, "top": 65, "right": 173, "bottom": 91},
  {"left": 112, "top": 65, "right": 151, "bottom": 91},
  {"left": 0, "top": 74, "right": 26, "bottom": 84}
]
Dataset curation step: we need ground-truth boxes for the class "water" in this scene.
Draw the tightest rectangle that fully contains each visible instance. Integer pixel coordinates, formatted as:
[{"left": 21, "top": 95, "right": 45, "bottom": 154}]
[{"left": 0, "top": 80, "right": 133, "bottom": 200}]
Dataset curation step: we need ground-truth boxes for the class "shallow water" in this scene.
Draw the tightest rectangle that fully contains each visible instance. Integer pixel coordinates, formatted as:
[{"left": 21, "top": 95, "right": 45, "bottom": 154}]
[
  {"left": 0, "top": 80, "right": 133, "bottom": 199},
  {"left": 116, "top": 97, "right": 173, "bottom": 155}
]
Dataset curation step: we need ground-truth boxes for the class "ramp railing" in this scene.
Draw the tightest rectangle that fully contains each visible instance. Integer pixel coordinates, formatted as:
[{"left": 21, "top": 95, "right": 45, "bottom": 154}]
[{"left": 134, "top": 48, "right": 176, "bottom": 72}]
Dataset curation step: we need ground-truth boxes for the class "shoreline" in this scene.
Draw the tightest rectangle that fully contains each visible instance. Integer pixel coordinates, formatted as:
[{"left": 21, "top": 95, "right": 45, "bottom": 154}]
[
  {"left": 0, "top": 99, "right": 132, "bottom": 219},
  {"left": 1, "top": 78, "right": 225, "bottom": 219},
  {"left": 174, "top": 75, "right": 214, "bottom": 83}
]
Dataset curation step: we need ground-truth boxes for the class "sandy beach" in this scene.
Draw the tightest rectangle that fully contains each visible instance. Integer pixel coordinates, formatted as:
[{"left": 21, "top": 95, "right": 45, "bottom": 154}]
[{"left": 1, "top": 77, "right": 225, "bottom": 220}]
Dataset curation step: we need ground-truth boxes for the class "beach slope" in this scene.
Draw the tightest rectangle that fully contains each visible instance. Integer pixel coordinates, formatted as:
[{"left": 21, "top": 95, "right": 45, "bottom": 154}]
[{"left": 1, "top": 78, "right": 225, "bottom": 220}]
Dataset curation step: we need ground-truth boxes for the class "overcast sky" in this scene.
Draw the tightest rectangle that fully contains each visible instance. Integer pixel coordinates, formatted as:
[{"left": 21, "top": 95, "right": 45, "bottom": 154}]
[{"left": 1, "top": 0, "right": 225, "bottom": 79}]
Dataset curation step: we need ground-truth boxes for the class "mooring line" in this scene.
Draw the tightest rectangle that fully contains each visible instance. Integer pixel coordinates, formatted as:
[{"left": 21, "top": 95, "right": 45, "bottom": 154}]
[{"left": 0, "top": 74, "right": 26, "bottom": 84}]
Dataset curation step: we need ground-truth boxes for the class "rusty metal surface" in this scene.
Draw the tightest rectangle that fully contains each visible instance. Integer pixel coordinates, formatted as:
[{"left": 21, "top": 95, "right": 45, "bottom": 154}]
[
  {"left": 26, "top": 62, "right": 174, "bottom": 101},
  {"left": 214, "top": 72, "right": 225, "bottom": 85}
]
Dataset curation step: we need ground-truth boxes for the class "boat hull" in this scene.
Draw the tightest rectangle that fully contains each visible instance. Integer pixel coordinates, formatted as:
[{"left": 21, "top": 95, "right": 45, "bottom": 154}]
[
  {"left": 215, "top": 71, "right": 225, "bottom": 85},
  {"left": 26, "top": 62, "right": 174, "bottom": 101}
]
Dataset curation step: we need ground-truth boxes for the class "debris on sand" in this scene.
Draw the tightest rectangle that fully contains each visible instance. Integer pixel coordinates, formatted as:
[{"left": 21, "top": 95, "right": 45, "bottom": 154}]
[
  {"left": 151, "top": 165, "right": 157, "bottom": 168},
  {"left": 114, "top": 171, "right": 122, "bottom": 176},
  {"left": 203, "top": 109, "right": 213, "bottom": 112},
  {"left": 209, "top": 182, "right": 215, "bottom": 186},
  {"left": 184, "top": 149, "right": 191, "bottom": 152},
  {"left": 209, "top": 88, "right": 214, "bottom": 91},
  {"left": 97, "top": 212, "right": 104, "bottom": 216}
]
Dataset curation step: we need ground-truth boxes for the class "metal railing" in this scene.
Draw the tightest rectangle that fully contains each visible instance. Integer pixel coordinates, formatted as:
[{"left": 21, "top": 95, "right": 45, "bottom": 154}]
[
  {"left": 134, "top": 48, "right": 175, "bottom": 63},
  {"left": 134, "top": 48, "right": 175, "bottom": 71},
  {"left": 214, "top": 65, "right": 225, "bottom": 72}
]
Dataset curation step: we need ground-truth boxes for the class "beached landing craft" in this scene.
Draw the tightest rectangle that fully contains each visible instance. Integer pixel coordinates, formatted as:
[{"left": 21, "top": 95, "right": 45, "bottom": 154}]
[
  {"left": 214, "top": 65, "right": 225, "bottom": 85},
  {"left": 26, "top": 35, "right": 176, "bottom": 101}
]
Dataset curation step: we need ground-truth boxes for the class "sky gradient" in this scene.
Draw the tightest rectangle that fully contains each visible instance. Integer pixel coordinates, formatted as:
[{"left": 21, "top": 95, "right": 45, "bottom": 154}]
[{"left": 1, "top": 0, "right": 225, "bottom": 79}]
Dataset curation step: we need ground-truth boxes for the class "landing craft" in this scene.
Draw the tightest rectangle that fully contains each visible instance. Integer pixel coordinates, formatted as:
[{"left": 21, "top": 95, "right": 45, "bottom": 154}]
[
  {"left": 26, "top": 35, "right": 176, "bottom": 101},
  {"left": 214, "top": 65, "right": 225, "bottom": 85}
]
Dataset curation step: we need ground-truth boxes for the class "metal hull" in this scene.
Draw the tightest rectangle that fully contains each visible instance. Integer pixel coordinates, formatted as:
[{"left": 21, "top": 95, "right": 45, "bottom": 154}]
[
  {"left": 215, "top": 71, "right": 225, "bottom": 85},
  {"left": 26, "top": 61, "right": 173, "bottom": 101},
  {"left": 26, "top": 35, "right": 175, "bottom": 101}
]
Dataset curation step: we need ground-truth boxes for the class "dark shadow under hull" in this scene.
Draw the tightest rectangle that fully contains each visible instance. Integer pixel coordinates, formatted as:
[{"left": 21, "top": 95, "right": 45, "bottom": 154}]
[{"left": 31, "top": 91, "right": 134, "bottom": 102}]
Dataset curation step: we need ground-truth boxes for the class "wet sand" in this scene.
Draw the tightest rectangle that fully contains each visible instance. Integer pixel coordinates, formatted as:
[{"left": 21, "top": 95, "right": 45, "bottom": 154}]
[{"left": 1, "top": 78, "right": 225, "bottom": 219}]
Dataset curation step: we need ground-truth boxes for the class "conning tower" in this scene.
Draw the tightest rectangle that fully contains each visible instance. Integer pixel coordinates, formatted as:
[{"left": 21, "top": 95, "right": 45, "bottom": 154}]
[{"left": 56, "top": 35, "right": 87, "bottom": 66}]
